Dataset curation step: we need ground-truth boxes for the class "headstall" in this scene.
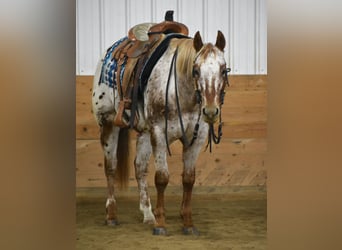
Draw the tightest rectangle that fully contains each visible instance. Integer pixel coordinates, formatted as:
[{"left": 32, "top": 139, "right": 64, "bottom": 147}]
[{"left": 164, "top": 47, "right": 231, "bottom": 155}]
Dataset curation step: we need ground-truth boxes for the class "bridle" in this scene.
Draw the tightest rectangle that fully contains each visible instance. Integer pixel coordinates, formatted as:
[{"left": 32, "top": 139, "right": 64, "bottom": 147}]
[
  {"left": 164, "top": 46, "right": 230, "bottom": 155},
  {"left": 205, "top": 77, "right": 229, "bottom": 152},
  {"left": 193, "top": 63, "right": 231, "bottom": 152}
]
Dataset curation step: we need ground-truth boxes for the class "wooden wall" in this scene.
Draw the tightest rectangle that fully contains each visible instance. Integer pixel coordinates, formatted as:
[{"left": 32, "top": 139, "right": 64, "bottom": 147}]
[{"left": 76, "top": 75, "right": 267, "bottom": 187}]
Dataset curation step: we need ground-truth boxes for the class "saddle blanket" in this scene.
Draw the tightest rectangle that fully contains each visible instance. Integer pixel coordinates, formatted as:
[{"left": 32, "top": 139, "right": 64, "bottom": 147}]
[{"left": 99, "top": 36, "right": 128, "bottom": 88}]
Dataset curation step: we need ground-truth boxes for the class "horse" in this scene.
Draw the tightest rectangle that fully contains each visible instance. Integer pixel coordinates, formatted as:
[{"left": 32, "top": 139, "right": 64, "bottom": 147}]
[{"left": 91, "top": 27, "right": 229, "bottom": 235}]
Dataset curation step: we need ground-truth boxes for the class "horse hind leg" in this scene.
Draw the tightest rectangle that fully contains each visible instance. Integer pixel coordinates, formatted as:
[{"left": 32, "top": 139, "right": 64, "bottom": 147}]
[
  {"left": 92, "top": 85, "right": 119, "bottom": 225},
  {"left": 92, "top": 56, "right": 127, "bottom": 225},
  {"left": 134, "top": 132, "right": 155, "bottom": 224},
  {"left": 100, "top": 121, "right": 121, "bottom": 226}
]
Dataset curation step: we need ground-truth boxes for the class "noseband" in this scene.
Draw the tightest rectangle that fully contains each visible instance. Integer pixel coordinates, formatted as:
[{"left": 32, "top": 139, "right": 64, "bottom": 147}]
[{"left": 164, "top": 46, "right": 230, "bottom": 155}]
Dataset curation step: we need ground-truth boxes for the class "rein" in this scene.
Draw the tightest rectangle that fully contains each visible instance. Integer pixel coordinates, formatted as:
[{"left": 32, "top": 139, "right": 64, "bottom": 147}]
[
  {"left": 165, "top": 47, "right": 201, "bottom": 156},
  {"left": 206, "top": 115, "right": 223, "bottom": 153}
]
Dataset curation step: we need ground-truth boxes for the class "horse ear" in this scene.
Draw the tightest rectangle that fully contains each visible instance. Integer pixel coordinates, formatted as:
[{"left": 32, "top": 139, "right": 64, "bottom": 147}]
[
  {"left": 193, "top": 31, "right": 203, "bottom": 52},
  {"left": 215, "top": 30, "right": 226, "bottom": 51}
]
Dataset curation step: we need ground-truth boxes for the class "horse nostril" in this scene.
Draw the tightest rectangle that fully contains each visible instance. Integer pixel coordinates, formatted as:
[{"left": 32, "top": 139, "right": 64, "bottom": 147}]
[
  {"left": 202, "top": 108, "right": 207, "bottom": 115},
  {"left": 215, "top": 108, "right": 219, "bottom": 115}
]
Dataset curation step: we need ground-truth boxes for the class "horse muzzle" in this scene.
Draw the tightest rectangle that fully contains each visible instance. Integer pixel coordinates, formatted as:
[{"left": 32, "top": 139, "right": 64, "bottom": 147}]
[{"left": 202, "top": 106, "right": 220, "bottom": 124}]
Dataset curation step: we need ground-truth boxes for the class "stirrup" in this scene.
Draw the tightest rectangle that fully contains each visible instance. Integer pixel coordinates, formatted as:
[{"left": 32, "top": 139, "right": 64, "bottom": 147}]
[
  {"left": 113, "top": 101, "right": 130, "bottom": 128},
  {"left": 113, "top": 100, "right": 138, "bottom": 128}
]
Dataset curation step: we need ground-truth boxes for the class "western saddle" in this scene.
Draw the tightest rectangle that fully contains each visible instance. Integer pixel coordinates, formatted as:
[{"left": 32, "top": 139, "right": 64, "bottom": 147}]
[{"left": 111, "top": 10, "right": 188, "bottom": 128}]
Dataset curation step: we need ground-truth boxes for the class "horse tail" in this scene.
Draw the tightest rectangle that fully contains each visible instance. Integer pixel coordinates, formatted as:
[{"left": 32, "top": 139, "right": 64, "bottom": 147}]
[{"left": 116, "top": 127, "right": 130, "bottom": 188}]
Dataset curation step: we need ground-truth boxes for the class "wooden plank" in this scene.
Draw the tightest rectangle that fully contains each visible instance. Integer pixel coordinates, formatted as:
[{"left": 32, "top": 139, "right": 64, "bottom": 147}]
[
  {"left": 76, "top": 118, "right": 268, "bottom": 141},
  {"left": 76, "top": 139, "right": 105, "bottom": 187},
  {"left": 76, "top": 75, "right": 94, "bottom": 102},
  {"left": 208, "top": 138, "right": 267, "bottom": 155},
  {"left": 76, "top": 75, "right": 268, "bottom": 89},
  {"left": 221, "top": 107, "right": 267, "bottom": 124},
  {"left": 76, "top": 121, "right": 267, "bottom": 140},
  {"left": 76, "top": 139, "right": 267, "bottom": 187},
  {"left": 76, "top": 76, "right": 99, "bottom": 139},
  {"left": 76, "top": 123, "right": 100, "bottom": 140},
  {"left": 76, "top": 75, "right": 268, "bottom": 92},
  {"left": 224, "top": 90, "right": 267, "bottom": 108},
  {"left": 77, "top": 138, "right": 267, "bottom": 162},
  {"left": 228, "top": 75, "right": 267, "bottom": 91},
  {"left": 222, "top": 121, "right": 267, "bottom": 138},
  {"left": 154, "top": 138, "right": 267, "bottom": 155},
  {"left": 195, "top": 153, "right": 266, "bottom": 186}
]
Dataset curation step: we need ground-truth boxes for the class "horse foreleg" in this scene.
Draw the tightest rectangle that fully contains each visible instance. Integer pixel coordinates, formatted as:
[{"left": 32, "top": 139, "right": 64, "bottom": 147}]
[
  {"left": 181, "top": 168, "right": 196, "bottom": 229},
  {"left": 153, "top": 169, "right": 169, "bottom": 235},
  {"left": 180, "top": 139, "right": 206, "bottom": 235},
  {"left": 151, "top": 127, "right": 169, "bottom": 235},
  {"left": 134, "top": 132, "right": 155, "bottom": 224},
  {"left": 100, "top": 121, "right": 120, "bottom": 226}
]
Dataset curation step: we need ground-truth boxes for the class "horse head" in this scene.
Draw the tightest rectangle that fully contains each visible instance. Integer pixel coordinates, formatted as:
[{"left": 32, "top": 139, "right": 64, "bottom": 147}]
[{"left": 192, "top": 31, "right": 229, "bottom": 124}]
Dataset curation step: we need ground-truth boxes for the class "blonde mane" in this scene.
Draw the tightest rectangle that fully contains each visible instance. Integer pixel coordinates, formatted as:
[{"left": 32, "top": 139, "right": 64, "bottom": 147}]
[
  {"left": 170, "top": 38, "right": 197, "bottom": 80},
  {"left": 170, "top": 38, "right": 218, "bottom": 81}
]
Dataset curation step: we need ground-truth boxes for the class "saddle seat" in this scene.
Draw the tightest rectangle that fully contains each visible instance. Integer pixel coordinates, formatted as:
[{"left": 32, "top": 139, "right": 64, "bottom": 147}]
[
  {"left": 112, "top": 11, "right": 189, "bottom": 128},
  {"left": 124, "top": 20, "right": 189, "bottom": 58},
  {"left": 148, "top": 20, "right": 188, "bottom": 36},
  {"left": 128, "top": 22, "right": 156, "bottom": 41}
]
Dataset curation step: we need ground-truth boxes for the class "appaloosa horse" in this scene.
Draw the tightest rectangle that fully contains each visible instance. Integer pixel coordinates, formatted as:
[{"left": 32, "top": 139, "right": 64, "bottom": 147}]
[{"left": 92, "top": 28, "right": 229, "bottom": 235}]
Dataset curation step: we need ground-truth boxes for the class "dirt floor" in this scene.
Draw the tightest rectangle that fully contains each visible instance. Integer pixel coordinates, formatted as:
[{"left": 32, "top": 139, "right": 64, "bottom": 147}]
[{"left": 76, "top": 186, "right": 266, "bottom": 250}]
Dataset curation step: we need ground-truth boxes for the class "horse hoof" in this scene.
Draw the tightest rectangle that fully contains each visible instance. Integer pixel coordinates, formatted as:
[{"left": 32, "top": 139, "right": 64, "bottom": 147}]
[
  {"left": 153, "top": 227, "right": 168, "bottom": 235},
  {"left": 105, "top": 219, "right": 119, "bottom": 226},
  {"left": 182, "top": 227, "right": 200, "bottom": 236}
]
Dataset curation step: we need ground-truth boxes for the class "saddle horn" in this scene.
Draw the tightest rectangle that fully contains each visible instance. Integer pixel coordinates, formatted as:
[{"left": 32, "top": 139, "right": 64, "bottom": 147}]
[{"left": 165, "top": 10, "right": 174, "bottom": 21}]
